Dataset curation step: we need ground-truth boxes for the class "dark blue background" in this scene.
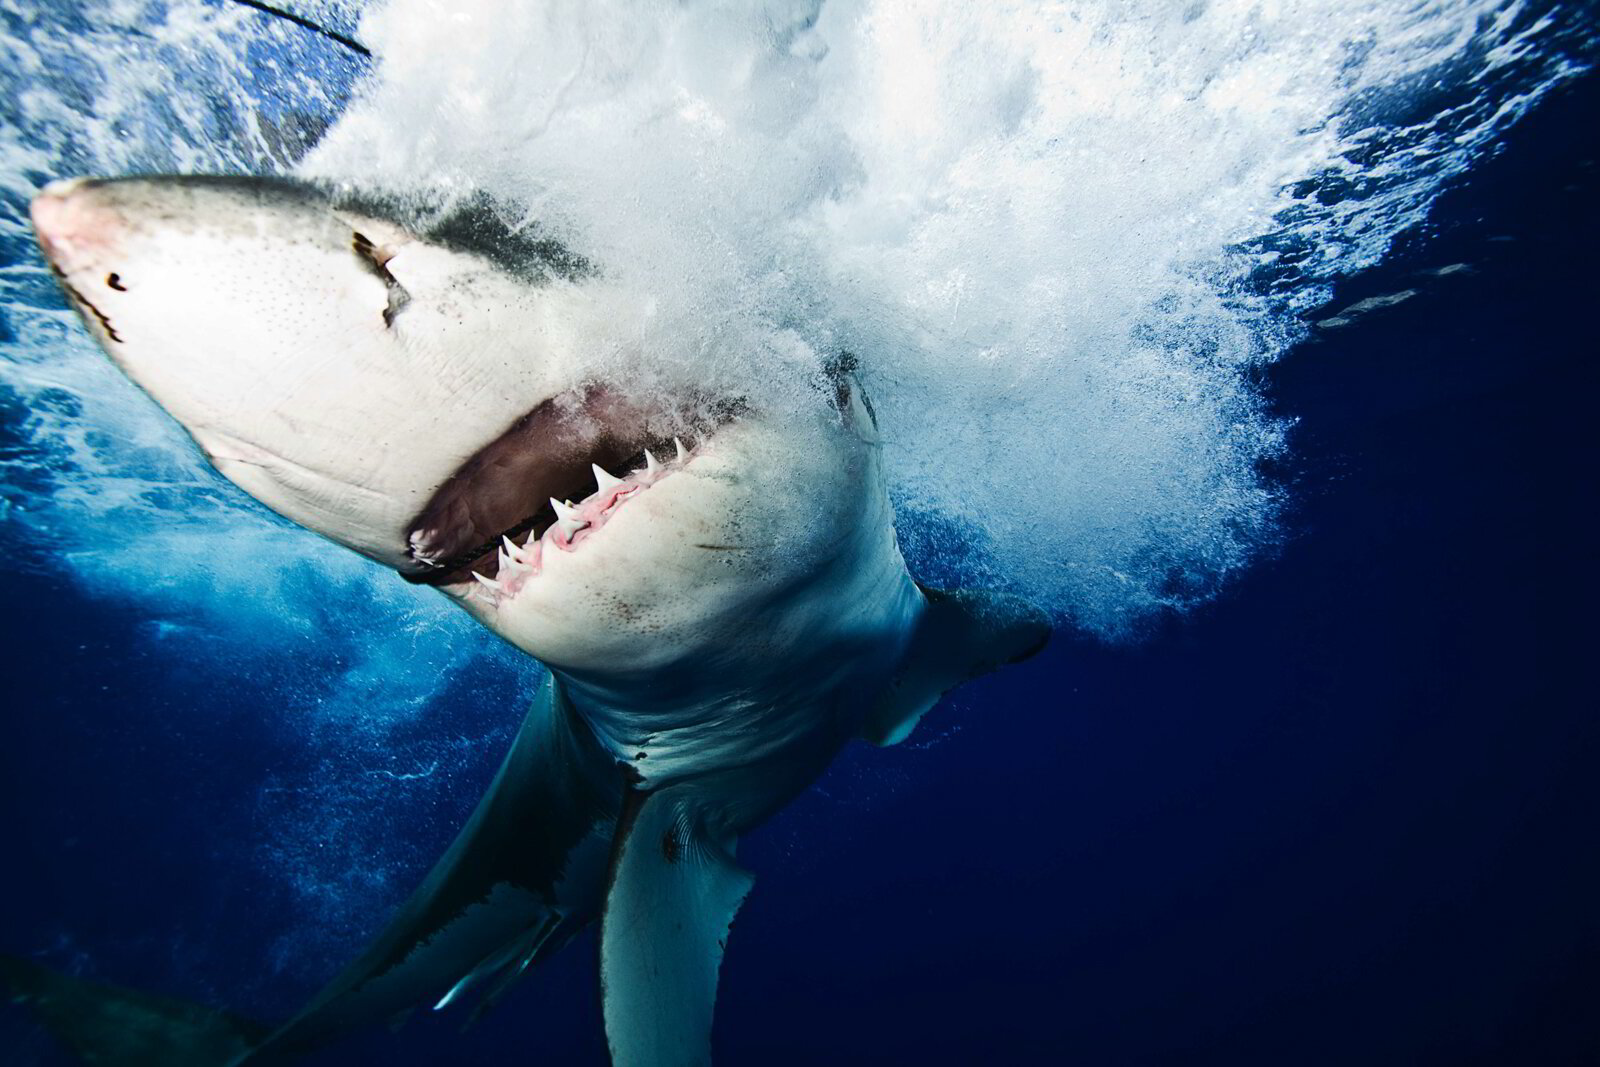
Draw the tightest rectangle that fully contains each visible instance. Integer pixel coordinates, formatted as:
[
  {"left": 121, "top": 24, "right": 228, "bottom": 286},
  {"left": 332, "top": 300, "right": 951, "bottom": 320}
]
[{"left": 2, "top": 71, "right": 1596, "bottom": 1067}]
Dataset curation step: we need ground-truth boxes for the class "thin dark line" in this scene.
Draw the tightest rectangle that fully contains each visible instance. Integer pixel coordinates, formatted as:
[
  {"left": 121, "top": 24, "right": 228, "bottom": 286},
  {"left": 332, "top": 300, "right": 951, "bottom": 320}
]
[
  {"left": 224, "top": 0, "right": 372, "bottom": 58},
  {"left": 58, "top": 277, "right": 123, "bottom": 344}
]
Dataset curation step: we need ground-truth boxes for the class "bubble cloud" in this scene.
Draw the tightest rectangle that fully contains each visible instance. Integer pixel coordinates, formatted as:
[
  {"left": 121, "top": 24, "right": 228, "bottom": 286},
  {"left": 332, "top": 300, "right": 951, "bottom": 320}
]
[{"left": 301, "top": 0, "right": 1589, "bottom": 635}]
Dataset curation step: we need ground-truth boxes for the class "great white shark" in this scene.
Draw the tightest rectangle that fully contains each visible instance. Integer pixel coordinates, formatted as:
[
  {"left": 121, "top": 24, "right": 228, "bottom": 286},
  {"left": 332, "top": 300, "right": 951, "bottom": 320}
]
[{"left": 5, "top": 175, "right": 1049, "bottom": 1066}]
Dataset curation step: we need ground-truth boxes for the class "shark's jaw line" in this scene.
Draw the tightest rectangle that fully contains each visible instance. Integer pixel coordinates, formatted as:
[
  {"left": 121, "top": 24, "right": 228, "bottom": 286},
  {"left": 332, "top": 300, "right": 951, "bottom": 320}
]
[
  {"left": 399, "top": 383, "right": 715, "bottom": 590},
  {"left": 461, "top": 435, "right": 700, "bottom": 605}
]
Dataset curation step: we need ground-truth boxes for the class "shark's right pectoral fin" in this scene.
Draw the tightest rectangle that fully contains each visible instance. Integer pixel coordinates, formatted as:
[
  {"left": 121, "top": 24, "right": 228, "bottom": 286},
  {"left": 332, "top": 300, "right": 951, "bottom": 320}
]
[
  {"left": 860, "top": 585, "right": 1052, "bottom": 747},
  {"left": 599, "top": 788, "right": 754, "bottom": 1067}
]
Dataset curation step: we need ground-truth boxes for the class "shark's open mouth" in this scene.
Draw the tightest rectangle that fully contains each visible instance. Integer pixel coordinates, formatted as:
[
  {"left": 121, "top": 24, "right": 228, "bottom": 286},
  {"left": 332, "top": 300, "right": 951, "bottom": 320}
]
[
  {"left": 403, "top": 387, "right": 713, "bottom": 589},
  {"left": 466, "top": 432, "right": 701, "bottom": 604}
]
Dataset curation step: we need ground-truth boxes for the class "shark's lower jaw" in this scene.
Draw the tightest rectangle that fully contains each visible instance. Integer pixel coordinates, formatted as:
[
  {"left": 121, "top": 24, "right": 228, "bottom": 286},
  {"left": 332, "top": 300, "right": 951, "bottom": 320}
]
[{"left": 453, "top": 435, "right": 700, "bottom": 606}]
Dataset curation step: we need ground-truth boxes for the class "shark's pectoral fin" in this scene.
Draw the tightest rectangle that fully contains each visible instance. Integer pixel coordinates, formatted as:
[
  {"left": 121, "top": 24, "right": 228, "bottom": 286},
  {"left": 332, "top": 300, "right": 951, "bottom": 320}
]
[
  {"left": 599, "top": 788, "right": 755, "bottom": 1067},
  {"left": 257, "top": 671, "right": 623, "bottom": 1057},
  {"left": 860, "top": 585, "right": 1052, "bottom": 747},
  {"left": 6, "top": 674, "right": 624, "bottom": 1067}
]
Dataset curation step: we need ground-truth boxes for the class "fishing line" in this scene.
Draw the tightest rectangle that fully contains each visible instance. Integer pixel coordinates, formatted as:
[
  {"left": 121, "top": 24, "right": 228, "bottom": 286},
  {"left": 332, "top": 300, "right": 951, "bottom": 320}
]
[{"left": 221, "top": 0, "right": 371, "bottom": 58}]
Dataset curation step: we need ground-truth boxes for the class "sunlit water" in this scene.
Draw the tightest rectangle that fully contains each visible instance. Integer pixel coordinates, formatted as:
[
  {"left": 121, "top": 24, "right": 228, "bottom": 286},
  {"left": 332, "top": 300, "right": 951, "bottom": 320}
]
[{"left": 0, "top": 0, "right": 1594, "bottom": 1047}]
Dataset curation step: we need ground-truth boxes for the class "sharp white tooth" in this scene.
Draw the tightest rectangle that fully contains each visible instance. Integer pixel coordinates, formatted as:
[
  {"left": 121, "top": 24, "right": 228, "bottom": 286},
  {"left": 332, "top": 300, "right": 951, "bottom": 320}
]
[
  {"left": 500, "top": 536, "right": 530, "bottom": 567},
  {"left": 472, "top": 571, "right": 503, "bottom": 593},
  {"left": 549, "top": 498, "right": 588, "bottom": 540},
  {"left": 674, "top": 437, "right": 689, "bottom": 463},
  {"left": 497, "top": 547, "right": 518, "bottom": 573},
  {"left": 643, "top": 449, "right": 661, "bottom": 476},
  {"left": 523, "top": 528, "right": 541, "bottom": 549},
  {"left": 592, "top": 463, "right": 623, "bottom": 493}
]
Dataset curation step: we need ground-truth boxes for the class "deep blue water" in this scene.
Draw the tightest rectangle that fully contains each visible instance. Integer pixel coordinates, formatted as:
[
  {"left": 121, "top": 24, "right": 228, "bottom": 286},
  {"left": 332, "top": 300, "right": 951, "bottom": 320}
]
[{"left": 2, "top": 47, "right": 1598, "bottom": 1067}]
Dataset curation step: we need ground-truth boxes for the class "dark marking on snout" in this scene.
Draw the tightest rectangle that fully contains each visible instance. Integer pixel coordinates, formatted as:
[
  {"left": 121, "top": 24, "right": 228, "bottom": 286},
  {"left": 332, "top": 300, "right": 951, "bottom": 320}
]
[
  {"left": 693, "top": 544, "right": 749, "bottom": 551},
  {"left": 105, "top": 272, "right": 126, "bottom": 291},
  {"left": 49, "top": 264, "right": 123, "bottom": 344},
  {"left": 340, "top": 187, "right": 594, "bottom": 284}
]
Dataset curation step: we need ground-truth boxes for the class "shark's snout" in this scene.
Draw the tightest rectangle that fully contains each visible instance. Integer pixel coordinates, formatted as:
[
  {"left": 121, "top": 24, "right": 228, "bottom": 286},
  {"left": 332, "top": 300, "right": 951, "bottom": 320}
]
[{"left": 31, "top": 179, "right": 124, "bottom": 275}]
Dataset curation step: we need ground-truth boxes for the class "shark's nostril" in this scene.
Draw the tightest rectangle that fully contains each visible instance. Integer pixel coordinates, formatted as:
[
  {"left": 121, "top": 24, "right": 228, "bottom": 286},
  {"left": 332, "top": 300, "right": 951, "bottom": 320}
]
[{"left": 106, "top": 272, "right": 126, "bottom": 291}]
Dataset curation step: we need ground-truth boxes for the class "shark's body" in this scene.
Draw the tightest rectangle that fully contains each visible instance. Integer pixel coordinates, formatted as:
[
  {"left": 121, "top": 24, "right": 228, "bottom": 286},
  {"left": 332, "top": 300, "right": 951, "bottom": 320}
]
[{"left": 9, "top": 176, "right": 1048, "bottom": 1065}]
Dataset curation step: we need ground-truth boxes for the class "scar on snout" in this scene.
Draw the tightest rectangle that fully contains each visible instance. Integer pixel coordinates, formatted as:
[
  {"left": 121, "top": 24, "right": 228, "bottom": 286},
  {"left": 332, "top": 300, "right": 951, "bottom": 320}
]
[{"left": 694, "top": 544, "right": 748, "bottom": 551}]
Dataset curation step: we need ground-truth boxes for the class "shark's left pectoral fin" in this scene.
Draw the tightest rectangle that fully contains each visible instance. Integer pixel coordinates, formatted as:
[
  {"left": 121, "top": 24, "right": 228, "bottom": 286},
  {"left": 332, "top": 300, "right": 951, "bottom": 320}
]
[
  {"left": 257, "top": 672, "right": 622, "bottom": 1056},
  {"left": 599, "top": 789, "right": 754, "bottom": 1067},
  {"left": 860, "top": 586, "right": 1052, "bottom": 747}
]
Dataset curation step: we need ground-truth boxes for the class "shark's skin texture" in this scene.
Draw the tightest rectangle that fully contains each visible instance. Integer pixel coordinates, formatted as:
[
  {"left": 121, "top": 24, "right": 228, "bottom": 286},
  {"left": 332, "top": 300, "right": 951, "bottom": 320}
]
[{"left": 16, "top": 176, "right": 1050, "bottom": 1067}]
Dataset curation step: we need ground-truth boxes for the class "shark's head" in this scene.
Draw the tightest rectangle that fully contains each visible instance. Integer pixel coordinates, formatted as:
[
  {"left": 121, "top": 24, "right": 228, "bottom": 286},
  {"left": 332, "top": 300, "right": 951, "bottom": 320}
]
[
  {"left": 31, "top": 176, "right": 906, "bottom": 687},
  {"left": 29, "top": 175, "right": 664, "bottom": 576}
]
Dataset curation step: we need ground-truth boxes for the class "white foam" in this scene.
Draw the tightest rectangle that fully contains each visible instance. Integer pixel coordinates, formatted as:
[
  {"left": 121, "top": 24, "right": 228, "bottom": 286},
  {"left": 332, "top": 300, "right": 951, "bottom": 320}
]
[{"left": 297, "top": 0, "right": 1589, "bottom": 635}]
